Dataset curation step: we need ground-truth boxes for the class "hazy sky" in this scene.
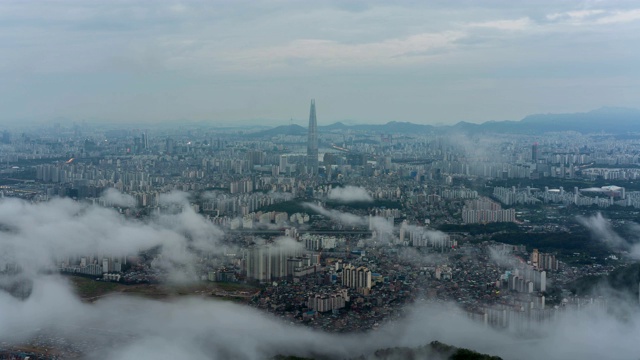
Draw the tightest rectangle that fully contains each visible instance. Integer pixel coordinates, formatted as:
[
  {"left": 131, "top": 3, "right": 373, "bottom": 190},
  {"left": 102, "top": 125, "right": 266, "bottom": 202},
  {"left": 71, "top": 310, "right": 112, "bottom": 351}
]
[{"left": 1, "top": 1, "right": 639, "bottom": 125}]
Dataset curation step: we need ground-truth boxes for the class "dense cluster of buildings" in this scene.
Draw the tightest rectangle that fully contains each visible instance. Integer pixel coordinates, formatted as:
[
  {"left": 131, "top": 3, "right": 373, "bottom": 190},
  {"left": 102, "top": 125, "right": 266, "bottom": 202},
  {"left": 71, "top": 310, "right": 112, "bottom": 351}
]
[
  {"left": 341, "top": 264, "right": 372, "bottom": 292},
  {"left": 462, "top": 198, "right": 516, "bottom": 224},
  {"left": 493, "top": 185, "right": 632, "bottom": 209},
  {"left": 308, "top": 289, "right": 348, "bottom": 313},
  {"left": 59, "top": 256, "right": 126, "bottom": 276},
  {"left": 245, "top": 243, "right": 320, "bottom": 283},
  {"left": 2, "top": 100, "right": 639, "bottom": 344}
]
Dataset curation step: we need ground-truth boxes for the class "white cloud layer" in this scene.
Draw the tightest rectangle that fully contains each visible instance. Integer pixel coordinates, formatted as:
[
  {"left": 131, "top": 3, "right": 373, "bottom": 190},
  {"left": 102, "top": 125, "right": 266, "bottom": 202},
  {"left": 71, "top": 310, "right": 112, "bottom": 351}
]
[
  {"left": 100, "top": 188, "right": 137, "bottom": 207},
  {"left": 0, "top": 195, "right": 223, "bottom": 279},
  {"left": 467, "top": 17, "right": 532, "bottom": 31},
  {"left": 577, "top": 212, "right": 640, "bottom": 259},
  {"left": 1, "top": 275, "right": 640, "bottom": 359},
  {"left": 327, "top": 186, "right": 374, "bottom": 203},
  {"left": 0, "top": 199, "right": 640, "bottom": 358},
  {"left": 303, "top": 202, "right": 368, "bottom": 226}
]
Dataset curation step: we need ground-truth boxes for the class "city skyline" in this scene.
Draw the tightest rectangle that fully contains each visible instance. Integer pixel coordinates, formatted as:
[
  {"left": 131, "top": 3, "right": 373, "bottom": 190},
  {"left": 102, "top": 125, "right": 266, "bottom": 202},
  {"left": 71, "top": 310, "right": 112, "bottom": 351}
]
[
  {"left": 2, "top": 1, "right": 640, "bottom": 359},
  {"left": 1, "top": 1, "right": 639, "bottom": 125},
  {"left": 2, "top": 109, "right": 640, "bottom": 358}
]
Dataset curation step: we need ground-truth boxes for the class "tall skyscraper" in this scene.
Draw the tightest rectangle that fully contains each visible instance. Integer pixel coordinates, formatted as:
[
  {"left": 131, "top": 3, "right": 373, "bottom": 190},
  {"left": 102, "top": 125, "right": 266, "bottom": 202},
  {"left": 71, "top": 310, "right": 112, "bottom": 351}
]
[
  {"left": 532, "top": 143, "right": 538, "bottom": 162},
  {"left": 307, "top": 99, "right": 319, "bottom": 175},
  {"left": 141, "top": 132, "right": 148, "bottom": 149}
]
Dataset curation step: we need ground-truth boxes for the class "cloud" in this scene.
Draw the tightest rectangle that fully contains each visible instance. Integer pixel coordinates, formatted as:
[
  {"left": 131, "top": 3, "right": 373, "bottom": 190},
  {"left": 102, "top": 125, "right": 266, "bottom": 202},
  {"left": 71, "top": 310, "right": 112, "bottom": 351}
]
[
  {"left": 546, "top": 9, "right": 606, "bottom": 21},
  {"left": 226, "top": 31, "right": 465, "bottom": 69},
  {"left": 0, "top": 197, "right": 223, "bottom": 280},
  {"left": 303, "top": 202, "right": 367, "bottom": 226},
  {"left": 467, "top": 17, "right": 532, "bottom": 31},
  {"left": 302, "top": 203, "right": 396, "bottom": 246},
  {"left": 576, "top": 212, "right": 626, "bottom": 248},
  {"left": 488, "top": 246, "right": 520, "bottom": 268},
  {"left": 272, "top": 236, "right": 305, "bottom": 253},
  {"left": 1, "top": 2, "right": 640, "bottom": 125},
  {"left": 328, "top": 186, "right": 373, "bottom": 203},
  {"left": 2, "top": 199, "right": 640, "bottom": 359},
  {"left": 2, "top": 275, "right": 640, "bottom": 360},
  {"left": 595, "top": 9, "right": 640, "bottom": 25},
  {"left": 576, "top": 212, "right": 640, "bottom": 259},
  {"left": 368, "top": 215, "right": 394, "bottom": 235},
  {"left": 156, "top": 205, "right": 223, "bottom": 253},
  {"left": 158, "top": 190, "right": 191, "bottom": 206},
  {"left": 100, "top": 188, "right": 137, "bottom": 207},
  {"left": 545, "top": 8, "right": 640, "bottom": 26}
]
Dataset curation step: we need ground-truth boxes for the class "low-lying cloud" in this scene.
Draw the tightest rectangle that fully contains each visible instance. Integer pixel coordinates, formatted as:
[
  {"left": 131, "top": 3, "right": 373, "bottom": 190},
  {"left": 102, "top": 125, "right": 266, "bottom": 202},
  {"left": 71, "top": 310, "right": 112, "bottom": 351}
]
[
  {"left": 100, "top": 188, "right": 137, "bottom": 208},
  {"left": 0, "top": 194, "right": 223, "bottom": 280},
  {"left": 303, "top": 202, "right": 367, "bottom": 226},
  {"left": 488, "top": 246, "right": 520, "bottom": 268},
  {"left": 328, "top": 186, "right": 373, "bottom": 203},
  {"left": 302, "top": 202, "right": 396, "bottom": 246},
  {"left": 577, "top": 212, "right": 640, "bottom": 258},
  {"left": 2, "top": 199, "right": 640, "bottom": 359},
  {"left": 1, "top": 275, "right": 640, "bottom": 360}
]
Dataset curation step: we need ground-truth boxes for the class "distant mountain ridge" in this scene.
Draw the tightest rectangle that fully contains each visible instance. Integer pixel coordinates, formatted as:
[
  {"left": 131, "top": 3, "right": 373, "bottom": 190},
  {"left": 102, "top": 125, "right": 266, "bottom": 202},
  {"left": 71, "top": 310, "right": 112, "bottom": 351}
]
[
  {"left": 321, "top": 121, "right": 435, "bottom": 134},
  {"left": 246, "top": 124, "right": 307, "bottom": 138},
  {"left": 249, "top": 107, "right": 640, "bottom": 137}
]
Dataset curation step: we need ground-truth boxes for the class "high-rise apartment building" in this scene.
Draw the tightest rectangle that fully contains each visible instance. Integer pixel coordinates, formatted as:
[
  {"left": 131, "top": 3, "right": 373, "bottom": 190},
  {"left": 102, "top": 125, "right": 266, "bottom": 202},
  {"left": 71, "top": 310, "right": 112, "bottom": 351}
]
[
  {"left": 531, "top": 249, "right": 558, "bottom": 271},
  {"left": 341, "top": 264, "right": 372, "bottom": 290}
]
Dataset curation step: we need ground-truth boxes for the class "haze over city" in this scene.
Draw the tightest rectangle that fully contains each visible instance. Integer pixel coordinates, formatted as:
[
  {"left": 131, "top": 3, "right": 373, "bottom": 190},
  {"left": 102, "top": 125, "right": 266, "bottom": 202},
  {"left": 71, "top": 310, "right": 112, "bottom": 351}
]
[
  {"left": 2, "top": 1, "right": 640, "bottom": 360},
  {"left": 1, "top": 1, "right": 640, "bottom": 125}
]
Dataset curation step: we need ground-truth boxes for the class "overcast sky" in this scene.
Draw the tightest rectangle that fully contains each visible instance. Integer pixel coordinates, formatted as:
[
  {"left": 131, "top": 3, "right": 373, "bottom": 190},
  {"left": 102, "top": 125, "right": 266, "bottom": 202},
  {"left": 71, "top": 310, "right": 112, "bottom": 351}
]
[{"left": 1, "top": 1, "right": 639, "bottom": 126}]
